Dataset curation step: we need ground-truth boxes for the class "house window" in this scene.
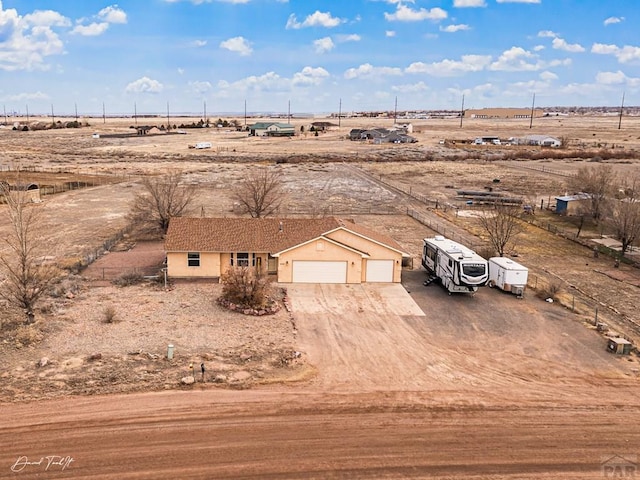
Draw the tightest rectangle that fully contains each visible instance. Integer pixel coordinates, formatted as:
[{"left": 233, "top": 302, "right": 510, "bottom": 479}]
[
  {"left": 188, "top": 252, "right": 200, "bottom": 267},
  {"left": 231, "top": 252, "right": 254, "bottom": 267}
]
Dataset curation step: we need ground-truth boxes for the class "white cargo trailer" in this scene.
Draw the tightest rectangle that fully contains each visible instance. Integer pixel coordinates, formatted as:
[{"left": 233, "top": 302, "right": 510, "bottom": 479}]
[{"left": 488, "top": 257, "right": 528, "bottom": 297}]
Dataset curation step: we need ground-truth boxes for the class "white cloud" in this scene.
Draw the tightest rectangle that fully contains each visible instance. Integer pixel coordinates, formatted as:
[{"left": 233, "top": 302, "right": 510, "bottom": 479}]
[
  {"left": 188, "top": 80, "right": 212, "bottom": 94},
  {"left": 220, "top": 36, "right": 252, "bottom": 56},
  {"left": 539, "top": 70, "right": 558, "bottom": 81},
  {"left": 440, "top": 24, "right": 470, "bottom": 33},
  {"left": 391, "top": 81, "right": 429, "bottom": 93},
  {"left": 533, "top": 45, "right": 545, "bottom": 52},
  {"left": 71, "top": 5, "right": 127, "bottom": 37},
  {"left": 489, "top": 46, "right": 544, "bottom": 71},
  {"left": 336, "top": 34, "right": 361, "bottom": 43},
  {"left": 286, "top": 11, "right": 343, "bottom": 29},
  {"left": 125, "top": 76, "right": 164, "bottom": 94},
  {"left": 604, "top": 16, "right": 624, "bottom": 26},
  {"left": 592, "top": 43, "right": 640, "bottom": 64},
  {"left": 453, "top": 0, "right": 486, "bottom": 6},
  {"left": 71, "top": 22, "right": 109, "bottom": 36},
  {"left": 314, "top": 37, "right": 334, "bottom": 54},
  {"left": 3, "top": 91, "right": 49, "bottom": 101},
  {"left": 537, "top": 30, "right": 558, "bottom": 38},
  {"left": 177, "top": 68, "right": 184, "bottom": 75},
  {"left": 97, "top": 5, "right": 127, "bottom": 24},
  {"left": 23, "top": 10, "right": 70, "bottom": 27},
  {"left": 496, "top": 0, "right": 540, "bottom": 3},
  {"left": 191, "top": 39, "right": 207, "bottom": 47},
  {"left": 596, "top": 70, "right": 626, "bottom": 85},
  {"left": 344, "top": 63, "right": 402, "bottom": 79},
  {"left": 406, "top": 54, "right": 491, "bottom": 76},
  {"left": 384, "top": 5, "right": 447, "bottom": 22},
  {"left": 292, "top": 66, "right": 330, "bottom": 86},
  {"left": 385, "top": 30, "right": 396, "bottom": 37},
  {"left": 0, "top": 3, "right": 67, "bottom": 71},
  {"left": 551, "top": 37, "right": 585, "bottom": 53}
]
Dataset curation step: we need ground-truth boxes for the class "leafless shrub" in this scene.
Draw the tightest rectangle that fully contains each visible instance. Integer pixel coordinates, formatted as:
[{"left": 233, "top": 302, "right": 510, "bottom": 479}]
[
  {"left": 220, "top": 266, "right": 272, "bottom": 310},
  {"left": 103, "top": 305, "right": 118, "bottom": 324},
  {"left": 112, "top": 272, "right": 144, "bottom": 287},
  {"left": 536, "top": 280, "right": 562, "bottom": 301}
]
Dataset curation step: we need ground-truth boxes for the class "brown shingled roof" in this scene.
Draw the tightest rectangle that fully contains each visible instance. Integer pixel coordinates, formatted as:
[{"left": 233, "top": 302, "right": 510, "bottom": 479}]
[{"left": 165, "top": 217, "right": 407, "bottom": 255}]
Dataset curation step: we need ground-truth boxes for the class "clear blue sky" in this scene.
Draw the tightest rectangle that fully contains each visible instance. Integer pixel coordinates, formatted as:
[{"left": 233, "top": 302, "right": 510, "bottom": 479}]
[{"left": 0, "top": 0, "right": 638, "bottom": 115}]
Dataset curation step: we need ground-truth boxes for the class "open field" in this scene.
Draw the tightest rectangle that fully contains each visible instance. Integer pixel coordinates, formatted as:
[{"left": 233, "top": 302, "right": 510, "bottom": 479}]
[{"left": 1, "top": 115, "right": 640, "bottom": 478}]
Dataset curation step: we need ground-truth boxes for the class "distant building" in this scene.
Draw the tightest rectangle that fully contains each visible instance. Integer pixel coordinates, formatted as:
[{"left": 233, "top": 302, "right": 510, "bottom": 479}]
[
  {"left": 310, "top": 121, "right": 339, "bottom": 132},
  {"left": 466, "top": 108, "right": 546, "bottom": 119},
  {"left": 249, "top": 122, "right": 295, "bottom": 137},
  {"left": 521, "top": 135, "right": 562, "bottom": 147},
  {"left": 555, "top": 193, "right": 591, "bottom": 215}
]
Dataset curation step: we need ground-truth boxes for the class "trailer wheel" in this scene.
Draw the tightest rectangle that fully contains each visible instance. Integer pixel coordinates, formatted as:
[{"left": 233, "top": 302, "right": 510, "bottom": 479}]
[{"left": 488, "top": 280, "right": 495, "bottom": 288}]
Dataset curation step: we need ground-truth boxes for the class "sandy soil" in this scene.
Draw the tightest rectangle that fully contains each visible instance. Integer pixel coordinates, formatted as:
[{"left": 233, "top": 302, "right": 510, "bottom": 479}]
[{"left": 1, "top": 116, "right": 640, "bottom": 478}]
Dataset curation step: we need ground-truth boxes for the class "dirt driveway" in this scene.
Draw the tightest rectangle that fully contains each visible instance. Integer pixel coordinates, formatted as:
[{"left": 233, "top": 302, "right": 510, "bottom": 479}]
[{"left": 289, "top": 275, "right": 639, "bottom": 401}]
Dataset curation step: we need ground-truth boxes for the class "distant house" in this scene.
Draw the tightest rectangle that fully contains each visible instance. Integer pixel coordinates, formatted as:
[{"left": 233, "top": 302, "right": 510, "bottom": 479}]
[
  {"left": 521, "top": 135, "right": 562, "bottom": 148},
  {"left": 249, "top": 122, "right": 295, "bottom": 137},
  {"left": 350, "top": 128, "right": 416, "bottom": 144},
  {"left": 466, "top": 108, "right": 546, "bottom": 119},
  {"left": 555, "top": 193, "right": 591, "bottom": 215},
  {"left": 310, "top": 121, "right": 339, "bottom": 132},
  {"left": 165, "top": 217, "right": 409, "bottom": 284}
]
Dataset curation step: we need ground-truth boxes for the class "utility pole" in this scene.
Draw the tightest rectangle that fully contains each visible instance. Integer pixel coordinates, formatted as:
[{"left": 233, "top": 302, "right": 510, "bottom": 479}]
[
  {"left": 618, "top": 91, "right": 625, "bottom": 130},
  {"left": 51, "top": 104, "right": 55, "bottom": 125},
  {"left": 166, "top": 101, "right": 170, "bottom": 131},
  {"left": 459, "top": 94, "right": 465, "bottom": 128},
  {"left": 102, "top": 102, "right": 106, "bottom": 124},
  {"left": 203, "top": 100, "right": 207, "bottom": 126},
  {"left": 529, "top": 93, "right": 535, "bottom": 129},
  {"left": 74, "top": 103, "right": 78, "bottom": 122},
  {"left": 3, "top": 105, "right": 6, "bottom": 125},
  {"left": 244, "top": 99, "right": 247, "bottom": 128},
  {"left": 338, "top": 98, "right": 342, "bottom": 128},
  {"left": 26, "top": 104, "right": 29, "bottom": 124},
  {"left": 287, "top": 99, "right": 290, "bottom": 124},
  {"left": 134, "top": 102, "right": 137, "bottom": 126},
  {"left": 393, "top": 96, "right": 398, "bottom": 124}
]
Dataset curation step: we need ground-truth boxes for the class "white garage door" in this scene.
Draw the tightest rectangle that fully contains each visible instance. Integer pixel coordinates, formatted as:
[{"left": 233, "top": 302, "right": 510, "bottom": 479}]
[
  {"left": 292, "top": 261, "right": 347, "bottom": 283},
  {"left": 366, "top": 260, "right": 394, "bottom": 282}
]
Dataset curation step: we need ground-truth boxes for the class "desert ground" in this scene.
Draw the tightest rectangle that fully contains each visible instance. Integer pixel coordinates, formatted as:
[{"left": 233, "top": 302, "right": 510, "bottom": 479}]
[{"left": 1, "top": 115, "right": 640, "bottom": 478}]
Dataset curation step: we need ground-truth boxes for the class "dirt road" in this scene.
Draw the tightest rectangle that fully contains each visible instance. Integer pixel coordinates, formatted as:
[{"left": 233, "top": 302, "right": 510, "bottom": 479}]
[{"left": 2, "top": 389, "right": 640, "bottom": 479}]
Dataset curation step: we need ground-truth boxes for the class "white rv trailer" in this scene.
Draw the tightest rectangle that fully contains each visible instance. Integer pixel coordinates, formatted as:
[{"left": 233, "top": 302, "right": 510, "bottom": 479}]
[
  {"left": 487, "top": 257, "right": 528, "bottom": 298},
  {"left": 422, "top": 236, "right": 489, "bottom": 294}
]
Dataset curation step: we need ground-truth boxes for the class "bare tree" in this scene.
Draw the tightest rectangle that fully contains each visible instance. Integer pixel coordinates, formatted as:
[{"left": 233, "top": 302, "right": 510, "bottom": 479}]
[
  {"left": 128, "top": 171, "right": 197, "bottom": 235},
  {"left": 608, "top": 176, "right": 640, "bottom": 255},
  {"left": 567, "top": 164, "right": 616, "bottom": 222},
  {"left": 220, "top": 266, "right": 271, "bottom": 309},
  {"left": 234, "top": 167, "right": 284, "bottom": 218},
  {"left": 478, "top": 203, "right": 523, "bottom": 257},
  {"left": 0, "top": 184, "right": 61, "bottom": 324}
]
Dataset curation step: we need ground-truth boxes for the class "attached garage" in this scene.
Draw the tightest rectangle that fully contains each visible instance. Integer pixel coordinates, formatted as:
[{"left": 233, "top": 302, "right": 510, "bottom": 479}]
[
  {"left": 292, "top": 261, "right": 347, "bottom": 284},
  {"left": 365, "top": 260, "right": 394, "bottom": 283}
]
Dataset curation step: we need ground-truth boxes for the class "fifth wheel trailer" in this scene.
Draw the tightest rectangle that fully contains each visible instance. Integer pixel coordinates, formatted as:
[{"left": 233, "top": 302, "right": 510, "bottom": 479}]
[
  {"left": 487, "top": 257, "right": 529, "bottom": 297},
  {"left": 422, "top": 236, "right": 488, "bottom": 294}
]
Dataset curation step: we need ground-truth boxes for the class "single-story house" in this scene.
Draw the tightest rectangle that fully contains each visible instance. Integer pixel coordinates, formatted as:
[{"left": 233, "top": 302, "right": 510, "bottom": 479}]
[
  {"left": 310, "top": 121, "right": 339, "bottom": 132},
  {"left": 522, "top": 135, "right": 562, "bottom": 148},
  {"left": 249, "top": 122, "right": 295, "bottom": 137},
  {"left": 165, "top": 217, "right": 410, "bottom": 284},
  {"left": 555, "top": 193, "right": 591, "bottom": 215}
]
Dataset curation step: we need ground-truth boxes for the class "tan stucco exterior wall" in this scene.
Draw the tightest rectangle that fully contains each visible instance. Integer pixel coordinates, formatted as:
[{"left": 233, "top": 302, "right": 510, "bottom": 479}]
[
  {"left": 325, "top": 230, "right": 403, "bottom": 282},
  {"left": 167, "top": 252, "right": 221, "bottom": 278},
  {"left": 277, "top": 239, "right": 363, "bottom": 283}
]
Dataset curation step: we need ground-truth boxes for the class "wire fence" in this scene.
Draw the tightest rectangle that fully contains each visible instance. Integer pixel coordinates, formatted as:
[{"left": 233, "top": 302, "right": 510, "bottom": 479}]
[{"left": 407, "top": 208, "right": 484, "bottom": 250}]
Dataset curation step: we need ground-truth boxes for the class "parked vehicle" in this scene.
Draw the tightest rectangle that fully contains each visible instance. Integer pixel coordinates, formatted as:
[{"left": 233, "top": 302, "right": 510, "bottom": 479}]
[
  {"left": 487, "top": 257, "right": 528, "bottom": 298},
  {"left": 422, "top": 236, "right": 488, "bottom": 294}
]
